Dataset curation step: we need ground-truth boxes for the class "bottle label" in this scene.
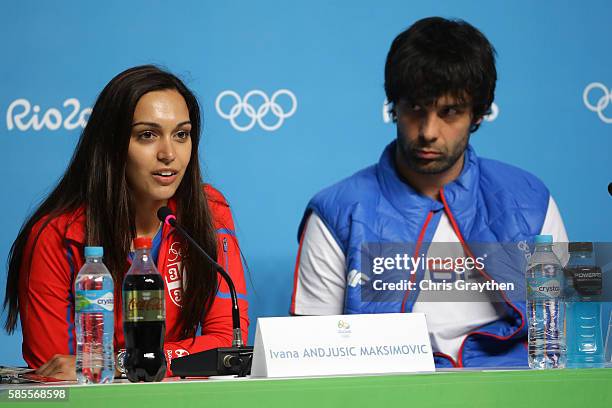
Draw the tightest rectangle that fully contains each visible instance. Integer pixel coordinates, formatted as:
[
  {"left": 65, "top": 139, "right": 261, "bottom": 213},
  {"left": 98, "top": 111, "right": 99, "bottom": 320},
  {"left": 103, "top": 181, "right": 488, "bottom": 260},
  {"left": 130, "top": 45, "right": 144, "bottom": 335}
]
[
  {"left": 123, "top": 290, "right": 165, "bottom": 322},
  {"left": 527, "top": 277, "right": 561, "bottom": 299},
  {"left": 566, "top": 266, "right": 602, "bottom": 296},
  {"left": 75, "top": 290, "right": 114, "bottom": 312}
]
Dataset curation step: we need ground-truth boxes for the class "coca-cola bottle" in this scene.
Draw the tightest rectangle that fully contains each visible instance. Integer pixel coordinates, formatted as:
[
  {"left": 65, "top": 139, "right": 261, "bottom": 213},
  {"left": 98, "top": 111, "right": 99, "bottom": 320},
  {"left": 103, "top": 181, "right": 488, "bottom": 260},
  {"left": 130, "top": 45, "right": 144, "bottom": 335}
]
[{"left": 122, "top": 237, "right": 166, "bottom": 382}]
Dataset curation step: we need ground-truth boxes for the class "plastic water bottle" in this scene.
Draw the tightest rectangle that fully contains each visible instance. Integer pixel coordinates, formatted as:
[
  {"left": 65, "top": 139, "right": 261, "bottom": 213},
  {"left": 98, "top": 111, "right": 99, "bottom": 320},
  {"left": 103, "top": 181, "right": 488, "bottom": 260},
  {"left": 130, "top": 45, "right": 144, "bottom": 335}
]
[
  {"left": 565, "top": 242, "right": 604, "bottom": 368},
  {"left": 75, "top": 246, "right": 115, "bottom": 383},
  {"left": 526, "top": 235, "right": 566, "bottom": 369}
]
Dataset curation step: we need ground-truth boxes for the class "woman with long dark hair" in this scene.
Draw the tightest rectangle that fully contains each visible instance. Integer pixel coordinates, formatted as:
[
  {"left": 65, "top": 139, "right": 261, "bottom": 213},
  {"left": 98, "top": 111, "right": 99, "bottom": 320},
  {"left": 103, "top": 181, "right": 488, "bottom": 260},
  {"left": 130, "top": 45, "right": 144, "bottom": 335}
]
[{"left": 3, "top": 65, "right": 249, "bottom": 379}]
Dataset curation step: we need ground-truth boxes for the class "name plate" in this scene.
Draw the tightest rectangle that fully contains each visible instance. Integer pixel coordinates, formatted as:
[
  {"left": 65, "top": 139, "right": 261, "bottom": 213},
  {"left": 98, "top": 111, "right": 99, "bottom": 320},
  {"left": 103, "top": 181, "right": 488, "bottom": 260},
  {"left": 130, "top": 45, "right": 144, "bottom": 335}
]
[{"left": 251, "top": 313, "right": 434, "bottom": 378}]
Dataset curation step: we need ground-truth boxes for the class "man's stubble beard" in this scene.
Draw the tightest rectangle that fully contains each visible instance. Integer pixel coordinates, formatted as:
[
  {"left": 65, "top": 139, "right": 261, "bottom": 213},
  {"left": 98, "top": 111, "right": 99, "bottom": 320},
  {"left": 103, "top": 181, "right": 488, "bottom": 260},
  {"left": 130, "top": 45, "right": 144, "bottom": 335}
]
[{"left": 396, "top": 132, "right": 470, "bottom": 175}]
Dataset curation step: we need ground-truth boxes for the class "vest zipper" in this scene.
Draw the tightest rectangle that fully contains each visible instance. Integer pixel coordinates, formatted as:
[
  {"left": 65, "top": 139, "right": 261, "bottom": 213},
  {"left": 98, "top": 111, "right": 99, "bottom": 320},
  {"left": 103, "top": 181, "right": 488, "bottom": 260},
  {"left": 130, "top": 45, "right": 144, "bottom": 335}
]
[
  {"left": 439, "top": 187, "right": 526, "bottom": 367},
  {"left": 400, "top": 210, "right": 434, "bottom": 313}
]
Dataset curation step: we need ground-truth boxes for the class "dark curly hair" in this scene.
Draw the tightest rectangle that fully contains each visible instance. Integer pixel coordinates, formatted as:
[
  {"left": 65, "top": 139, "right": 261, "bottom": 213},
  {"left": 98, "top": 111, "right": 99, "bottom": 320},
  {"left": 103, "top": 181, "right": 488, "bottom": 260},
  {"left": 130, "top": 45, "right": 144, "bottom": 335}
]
[{"left": 385, "top": 17, "right": 497, "bottom": 133}]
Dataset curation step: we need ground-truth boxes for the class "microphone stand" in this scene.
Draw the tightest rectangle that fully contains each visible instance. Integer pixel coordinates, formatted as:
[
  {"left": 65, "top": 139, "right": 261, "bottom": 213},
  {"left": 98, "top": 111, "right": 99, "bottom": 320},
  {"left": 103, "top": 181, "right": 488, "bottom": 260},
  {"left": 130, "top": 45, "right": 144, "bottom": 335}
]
[{"left": 158, "top": 208, "right": 253, "bottom": 378}]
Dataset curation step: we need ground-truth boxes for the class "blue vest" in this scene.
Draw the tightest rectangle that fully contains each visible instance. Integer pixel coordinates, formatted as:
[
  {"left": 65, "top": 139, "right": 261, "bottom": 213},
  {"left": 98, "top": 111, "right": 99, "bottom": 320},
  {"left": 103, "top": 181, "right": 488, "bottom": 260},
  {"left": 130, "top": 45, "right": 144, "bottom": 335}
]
[{"left": 298, "top": 142, "right": 550, "bottom": 368}]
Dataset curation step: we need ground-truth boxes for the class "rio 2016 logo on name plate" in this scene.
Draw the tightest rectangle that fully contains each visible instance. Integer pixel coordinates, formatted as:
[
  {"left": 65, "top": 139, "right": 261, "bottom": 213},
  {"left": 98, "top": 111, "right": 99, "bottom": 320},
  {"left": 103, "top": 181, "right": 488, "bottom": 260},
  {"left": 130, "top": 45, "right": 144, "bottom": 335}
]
[
  {"left": 6, "top": 98, "right": 92, "bottom": 131},
  {"left": 337, "top": 319, "right": 352, "bottom": 336},
  {"left": 337, "top": 320, "right": 350, "bottom": 330},
  {"left": 215, "top": 89, "right": 297, "bottom": 132}
]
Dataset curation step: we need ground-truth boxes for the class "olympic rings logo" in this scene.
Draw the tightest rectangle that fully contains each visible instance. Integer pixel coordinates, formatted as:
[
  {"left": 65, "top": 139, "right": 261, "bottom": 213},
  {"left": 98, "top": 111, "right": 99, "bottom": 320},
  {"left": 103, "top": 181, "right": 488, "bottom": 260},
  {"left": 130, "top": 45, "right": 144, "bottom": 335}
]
[
  {"left": 484, "top": 102, "right": 499, "bottom": 122},
  {"left": 583, "top": 82, "right": 612, "bottom": 124},
  {"left": 215, "top": 89, "right": 297, "bottom": 132},
  {"left": 168, "top": 242, "right": 182, "bottom": 263}
]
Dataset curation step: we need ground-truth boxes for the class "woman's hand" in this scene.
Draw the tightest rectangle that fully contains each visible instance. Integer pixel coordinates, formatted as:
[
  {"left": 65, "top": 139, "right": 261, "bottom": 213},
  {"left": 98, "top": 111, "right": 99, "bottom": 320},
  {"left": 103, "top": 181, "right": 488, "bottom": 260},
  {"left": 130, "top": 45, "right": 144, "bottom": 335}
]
[{"left": 36, "top": 354, "right": 76, "bottom": 381}]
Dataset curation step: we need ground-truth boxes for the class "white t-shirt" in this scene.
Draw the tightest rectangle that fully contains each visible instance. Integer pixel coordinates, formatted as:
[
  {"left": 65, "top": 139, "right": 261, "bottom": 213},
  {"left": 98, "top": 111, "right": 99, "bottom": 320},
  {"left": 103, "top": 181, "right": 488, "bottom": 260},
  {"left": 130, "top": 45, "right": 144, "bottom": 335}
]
[{"left": 291, "top": 196, "right": 568, "bottom": 361}]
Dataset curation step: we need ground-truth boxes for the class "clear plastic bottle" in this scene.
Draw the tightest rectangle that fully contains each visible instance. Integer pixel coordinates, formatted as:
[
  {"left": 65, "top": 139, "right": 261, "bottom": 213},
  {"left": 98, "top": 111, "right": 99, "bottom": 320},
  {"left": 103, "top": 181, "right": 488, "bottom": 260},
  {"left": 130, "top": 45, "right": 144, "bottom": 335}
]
[
  {"left": 526, "top": 235, "right": 566, "bottom": 369},
  {"left": 75, "top": 246, "right": 115, "bottom": 383},
  {"left": 565, "top": 242, "right": 604, "bottom": 368}
]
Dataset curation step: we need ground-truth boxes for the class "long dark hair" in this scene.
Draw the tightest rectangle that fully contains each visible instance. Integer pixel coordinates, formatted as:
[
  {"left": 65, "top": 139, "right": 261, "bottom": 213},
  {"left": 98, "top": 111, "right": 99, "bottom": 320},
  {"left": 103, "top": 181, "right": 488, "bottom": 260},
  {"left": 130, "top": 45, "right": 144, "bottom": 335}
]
[{"left": 4, "top": 65, "right": 218, "bottom": 338}]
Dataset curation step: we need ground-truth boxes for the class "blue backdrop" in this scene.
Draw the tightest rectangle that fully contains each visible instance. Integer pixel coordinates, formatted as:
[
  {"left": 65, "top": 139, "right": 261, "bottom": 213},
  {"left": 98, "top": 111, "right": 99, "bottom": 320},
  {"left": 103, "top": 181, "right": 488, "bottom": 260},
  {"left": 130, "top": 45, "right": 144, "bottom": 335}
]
[{"left": 1, "top": 1, "right": 611, "bottom": 365}]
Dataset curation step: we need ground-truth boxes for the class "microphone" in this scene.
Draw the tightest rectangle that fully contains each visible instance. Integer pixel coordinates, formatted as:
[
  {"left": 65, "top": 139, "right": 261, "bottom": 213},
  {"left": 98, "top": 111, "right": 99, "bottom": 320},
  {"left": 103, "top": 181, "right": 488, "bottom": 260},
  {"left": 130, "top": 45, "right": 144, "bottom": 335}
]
[{"left": 157, "top": 206, "right": 253, "bottom": 377}]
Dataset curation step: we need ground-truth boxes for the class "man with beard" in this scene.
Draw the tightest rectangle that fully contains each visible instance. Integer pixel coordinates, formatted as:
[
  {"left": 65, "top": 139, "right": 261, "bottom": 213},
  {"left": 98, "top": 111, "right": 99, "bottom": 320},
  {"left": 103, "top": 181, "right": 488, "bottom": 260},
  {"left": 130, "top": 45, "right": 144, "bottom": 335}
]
[{"left": 290, "top": 17, "right": 568, "bottom": 368}]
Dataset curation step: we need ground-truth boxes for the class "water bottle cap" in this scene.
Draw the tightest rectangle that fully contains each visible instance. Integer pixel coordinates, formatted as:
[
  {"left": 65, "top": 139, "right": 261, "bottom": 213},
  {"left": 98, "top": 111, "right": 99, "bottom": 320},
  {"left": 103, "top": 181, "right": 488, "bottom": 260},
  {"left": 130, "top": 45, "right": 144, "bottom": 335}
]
[
  {"left": 568, "top": 241, "right": 593, "bottom": 253},
  {"left": 133, "top": 237, "right": 152, "bottom": 250},
  {"left": 534, "top": 235, "right": 553, "bottom": 244},
  {"left": 84, "top": 246, "right": 104, "bottom": 257}
]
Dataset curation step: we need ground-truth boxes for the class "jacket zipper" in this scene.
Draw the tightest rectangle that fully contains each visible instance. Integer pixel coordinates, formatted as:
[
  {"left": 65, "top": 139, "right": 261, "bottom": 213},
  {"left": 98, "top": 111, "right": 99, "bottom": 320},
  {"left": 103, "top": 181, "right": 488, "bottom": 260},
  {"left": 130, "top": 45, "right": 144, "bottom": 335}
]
[
  {"left": 222, "top": 237, "right": 229, "bottom": 273},
  {"left": 439, "top": 187, "right": 525, "bottom": 367},
  {"left": 400, "top": 210, "right": 434, "bottom": 313}
]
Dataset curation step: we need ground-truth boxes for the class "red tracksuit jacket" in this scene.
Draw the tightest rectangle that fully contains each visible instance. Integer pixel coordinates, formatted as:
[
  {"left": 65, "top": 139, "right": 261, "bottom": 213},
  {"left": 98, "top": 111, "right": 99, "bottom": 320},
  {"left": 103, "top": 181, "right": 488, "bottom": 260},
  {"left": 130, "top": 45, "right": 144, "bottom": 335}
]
[{"left": 18, "top": 185, "right": 249, "bottom": 375}]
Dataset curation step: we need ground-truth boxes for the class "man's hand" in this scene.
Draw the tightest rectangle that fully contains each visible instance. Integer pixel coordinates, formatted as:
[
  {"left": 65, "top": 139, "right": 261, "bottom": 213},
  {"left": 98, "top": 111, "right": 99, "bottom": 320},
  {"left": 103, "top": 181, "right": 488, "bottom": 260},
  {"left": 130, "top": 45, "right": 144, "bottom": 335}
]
[{"left": 36, "top": 354, "right": 76, "bottom": 381}]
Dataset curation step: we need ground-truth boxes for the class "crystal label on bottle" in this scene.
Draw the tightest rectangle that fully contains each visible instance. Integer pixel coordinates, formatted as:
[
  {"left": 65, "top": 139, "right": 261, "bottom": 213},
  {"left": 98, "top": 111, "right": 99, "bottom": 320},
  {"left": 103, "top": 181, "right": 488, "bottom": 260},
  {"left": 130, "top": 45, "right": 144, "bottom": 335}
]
[{"left": 76, "top": 290, "right": 114, "bottom": 312}]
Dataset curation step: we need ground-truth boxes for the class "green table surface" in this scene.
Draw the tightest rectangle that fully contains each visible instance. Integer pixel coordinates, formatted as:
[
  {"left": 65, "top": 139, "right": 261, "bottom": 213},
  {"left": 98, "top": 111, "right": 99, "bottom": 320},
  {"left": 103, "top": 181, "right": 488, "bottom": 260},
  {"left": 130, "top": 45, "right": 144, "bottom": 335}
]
[{"left": 1, "top": 368, "right": 611, "bottom": 408}]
